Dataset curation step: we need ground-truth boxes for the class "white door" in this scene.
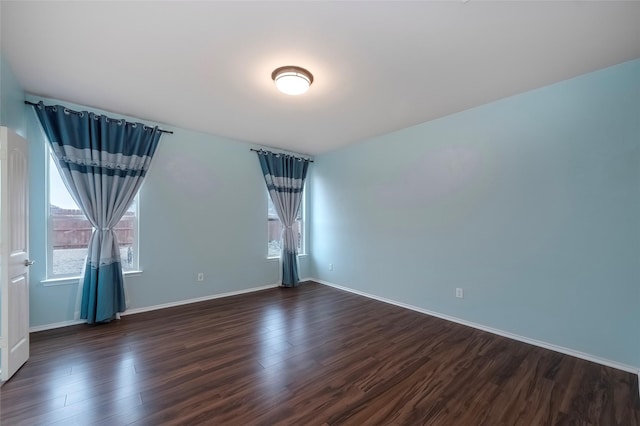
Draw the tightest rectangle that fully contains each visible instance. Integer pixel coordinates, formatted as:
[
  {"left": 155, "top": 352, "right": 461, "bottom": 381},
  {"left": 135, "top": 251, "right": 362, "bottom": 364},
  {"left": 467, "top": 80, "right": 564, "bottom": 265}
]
[{"left": 0, "top": 126, "right": 30, "bottom": 382}]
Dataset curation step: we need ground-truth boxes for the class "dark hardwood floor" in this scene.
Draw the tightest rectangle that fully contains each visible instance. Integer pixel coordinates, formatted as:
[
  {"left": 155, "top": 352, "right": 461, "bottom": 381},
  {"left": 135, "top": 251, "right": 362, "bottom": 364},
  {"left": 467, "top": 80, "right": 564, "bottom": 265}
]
[{"left": 2, "top": 281, "right": 638, "bottom": 425}]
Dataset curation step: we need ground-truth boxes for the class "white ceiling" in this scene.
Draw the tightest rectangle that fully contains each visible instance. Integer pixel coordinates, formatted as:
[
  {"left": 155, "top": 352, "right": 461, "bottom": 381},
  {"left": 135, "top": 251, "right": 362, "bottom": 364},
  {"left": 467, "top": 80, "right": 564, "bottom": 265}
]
[{"left": 2, "top": 1, "right": 639, "bottom": 155}]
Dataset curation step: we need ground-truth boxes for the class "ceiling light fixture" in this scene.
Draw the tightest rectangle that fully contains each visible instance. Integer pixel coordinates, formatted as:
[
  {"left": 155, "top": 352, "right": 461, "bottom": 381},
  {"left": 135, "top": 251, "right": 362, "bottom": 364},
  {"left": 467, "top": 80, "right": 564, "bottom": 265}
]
[{"left": 271, "top": 66, "right": 313, "bottom": 96}]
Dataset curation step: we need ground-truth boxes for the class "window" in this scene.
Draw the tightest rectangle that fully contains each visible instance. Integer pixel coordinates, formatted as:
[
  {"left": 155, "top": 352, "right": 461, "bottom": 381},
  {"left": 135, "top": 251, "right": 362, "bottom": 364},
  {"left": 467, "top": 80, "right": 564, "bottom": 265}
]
[
  {"left": 47, "top": 152, "right": 139, "bottom": 279},
  {"left": 267, "top": 189, "right": 306, "bottom": 258}
]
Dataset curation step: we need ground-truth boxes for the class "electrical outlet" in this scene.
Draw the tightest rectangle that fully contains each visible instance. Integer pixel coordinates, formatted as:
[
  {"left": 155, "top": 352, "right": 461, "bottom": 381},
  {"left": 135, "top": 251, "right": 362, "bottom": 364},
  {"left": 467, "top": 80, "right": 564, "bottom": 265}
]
[
  {"left": 329, "top": 263, "right": 334, "bottom": 271},
  {"left": 456, "top": 288, "right": 463, "bottom": 298},
  {"left": 197, "top": 272, "right": 204, "bottom": 282}
]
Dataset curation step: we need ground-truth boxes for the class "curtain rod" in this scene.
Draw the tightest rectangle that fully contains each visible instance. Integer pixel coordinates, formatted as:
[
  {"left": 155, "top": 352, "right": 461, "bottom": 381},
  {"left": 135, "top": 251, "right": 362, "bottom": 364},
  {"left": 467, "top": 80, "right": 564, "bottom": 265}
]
[
  {"left": 250, "top": 148, "right": 314, "bottom": 163},
  {"left": 24, "top": 100, "right": 174, "bottom": 134}
]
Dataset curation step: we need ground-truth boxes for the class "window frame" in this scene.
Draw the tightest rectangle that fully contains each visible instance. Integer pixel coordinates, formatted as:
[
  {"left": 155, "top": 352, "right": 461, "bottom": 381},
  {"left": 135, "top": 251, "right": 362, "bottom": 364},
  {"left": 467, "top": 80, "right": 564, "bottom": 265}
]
[{"left": 45, "top": 147, "right": 141, "bottom": 280}]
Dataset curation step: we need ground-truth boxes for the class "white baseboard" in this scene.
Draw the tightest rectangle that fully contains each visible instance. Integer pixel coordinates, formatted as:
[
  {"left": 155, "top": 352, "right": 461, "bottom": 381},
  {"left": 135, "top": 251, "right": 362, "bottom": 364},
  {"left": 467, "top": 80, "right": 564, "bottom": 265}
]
[
  {"left": 314, "top": 278, "right": 640, "bottom": 375},
  {"left": 30, "top": 319, "right": 86, "bottom": 333},
  {"left": 122, "top": 282, "right": 280, "bottom": 316},
  {"left": 29, "top": 282, "right": 280, "bottom": 333}
]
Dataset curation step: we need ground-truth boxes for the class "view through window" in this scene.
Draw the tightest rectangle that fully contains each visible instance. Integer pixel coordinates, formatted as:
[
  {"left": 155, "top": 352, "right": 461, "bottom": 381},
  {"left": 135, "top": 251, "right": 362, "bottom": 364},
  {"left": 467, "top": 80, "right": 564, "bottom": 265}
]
[
  {"left": 267, "top": 191, "right": 304, "bottom": 258},
  {"left": 48, "top": 153, "right": 139, "bottom": 278}
]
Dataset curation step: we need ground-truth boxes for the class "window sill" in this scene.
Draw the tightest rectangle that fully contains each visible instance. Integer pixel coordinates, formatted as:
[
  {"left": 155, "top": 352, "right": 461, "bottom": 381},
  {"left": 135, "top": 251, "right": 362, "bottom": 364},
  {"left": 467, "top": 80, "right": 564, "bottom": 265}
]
[
  {"left": 267, "top": 253, "right": 308, "bottom": 261},
  {"left": 41, "top": 270, "right": 143, "bottom": 287}
]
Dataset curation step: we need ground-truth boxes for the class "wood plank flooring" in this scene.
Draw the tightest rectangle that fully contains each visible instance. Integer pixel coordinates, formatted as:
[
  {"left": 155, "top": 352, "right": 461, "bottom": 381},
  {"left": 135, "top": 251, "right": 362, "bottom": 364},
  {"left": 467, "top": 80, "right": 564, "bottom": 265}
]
[{"left": 2, "top": 282, "right": 638, "bottom": 425}]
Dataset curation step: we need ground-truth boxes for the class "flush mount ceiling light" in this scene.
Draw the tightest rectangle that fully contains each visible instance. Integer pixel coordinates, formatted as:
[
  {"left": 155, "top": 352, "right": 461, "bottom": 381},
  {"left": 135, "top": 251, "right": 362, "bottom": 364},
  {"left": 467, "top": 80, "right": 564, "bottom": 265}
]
[{"left": 271, "top": 66, "right": 314, "bottom": 96}]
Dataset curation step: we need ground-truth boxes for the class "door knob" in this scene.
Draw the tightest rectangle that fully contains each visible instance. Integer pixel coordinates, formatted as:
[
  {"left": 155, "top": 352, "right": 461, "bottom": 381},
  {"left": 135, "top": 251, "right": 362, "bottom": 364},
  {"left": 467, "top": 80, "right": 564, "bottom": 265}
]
[{"left": 24, "top": 259, "right": 35, "bottom": 267}]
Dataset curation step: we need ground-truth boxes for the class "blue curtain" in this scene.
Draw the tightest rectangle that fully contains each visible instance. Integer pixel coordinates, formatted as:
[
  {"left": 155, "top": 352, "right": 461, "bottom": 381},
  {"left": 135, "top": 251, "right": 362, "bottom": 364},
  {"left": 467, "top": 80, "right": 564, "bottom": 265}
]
[
  {"left": 257, "top": 151, "right": 310, "bottom": 287},
  {"left": 33, "top": 102, "right": 162, "bottom": 323}
]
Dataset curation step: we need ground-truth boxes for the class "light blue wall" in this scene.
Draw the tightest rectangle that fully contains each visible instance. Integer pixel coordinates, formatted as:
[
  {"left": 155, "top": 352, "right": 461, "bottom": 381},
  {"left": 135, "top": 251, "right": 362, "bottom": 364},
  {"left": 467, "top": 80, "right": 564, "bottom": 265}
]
[
  {"left": 311, "top": 59, "right": 640, "bottom": 367},
  {"left": 1, "top": 0, "right": 27, "bottom": 132},
  {"left": 0, "top": 53, "right": 26, "bottom": 134},
  {"left": 26, "top": 96, "right": 311, "bottom": 327}
]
